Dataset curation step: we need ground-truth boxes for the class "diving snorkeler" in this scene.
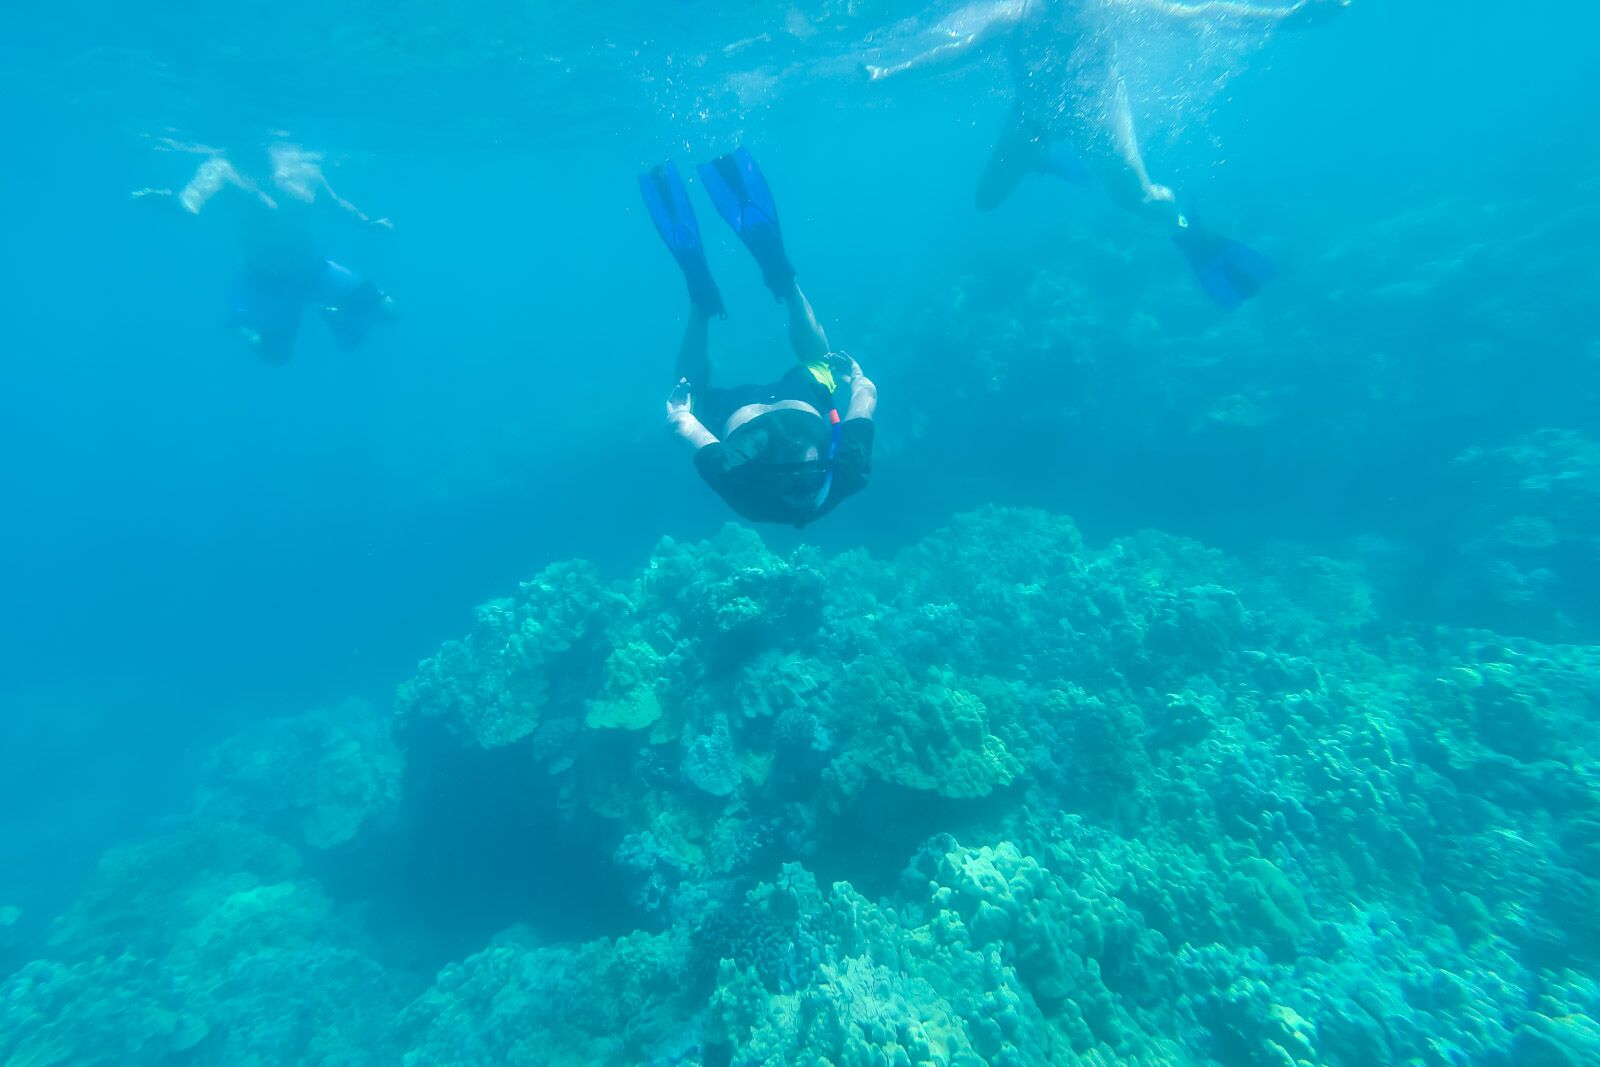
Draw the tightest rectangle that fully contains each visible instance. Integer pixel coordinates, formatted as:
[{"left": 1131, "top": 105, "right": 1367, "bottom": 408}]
[
  {"left": 134, "top": 141, "right": 397, "bottom": 363},
  {"left": 864, "top": 0, "right": 1348, "bottom": 308},
  {"left": 640, "top": 148, "right": 878, "bottom": 528}
]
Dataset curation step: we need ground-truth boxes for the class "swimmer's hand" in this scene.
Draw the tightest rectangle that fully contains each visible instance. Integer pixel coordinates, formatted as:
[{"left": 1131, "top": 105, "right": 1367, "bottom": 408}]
[
  {"left": 825, "top": 351, "right": 864, "bottom": 387},
  {"left": 667, "top": 380, "right": 718, "bottom": 450},
  {"left": 666, "top": 377, "right": 694, "bottom": 423},
  {"left": 132, "top": 187, "right": 185, "bottom": 216}
]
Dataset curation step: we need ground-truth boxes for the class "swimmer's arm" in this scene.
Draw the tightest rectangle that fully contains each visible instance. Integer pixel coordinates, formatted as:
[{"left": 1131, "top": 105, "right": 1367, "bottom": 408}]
[
  {"left": 825, "top": 352, "right": 877, "bottom": 421},
  {"left": 863, "top": 0, "right": 1032, "bottom": 80},
  {"left": 666, "top": 377, "right": 717, "bottom": 452},
  {"left": 1121, "top": 0, "right": 1348, "bottom": 25},
  {"left": 841, "top": 359, "right": 877, "bottom": 421},
  {"left": 846, "top": 374, "right": 877, "bottom": 421},
  {"left": 317, "top": 175, "right": 394, "bottom": 230},
  {"left": 672, "top": 413, "right": 719, "bottom": 451}
]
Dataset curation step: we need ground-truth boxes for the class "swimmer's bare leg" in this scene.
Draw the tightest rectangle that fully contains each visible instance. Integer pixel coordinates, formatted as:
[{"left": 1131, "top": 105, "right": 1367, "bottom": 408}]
[
  {"left": 783, "top": 281, "right": 831, "bottom": 368},
  {"left": 864, "top": 39, "right": 977, "bottom": 80},
  {"left": 1095, "top": 70, "right": 1273, "bottom": 304},
  {"left": 1103, "top": 75, "right": 1183, "bottom": 228},
  {"left": 1121, "top": 0, "right": 1348, "bottom": 27}
]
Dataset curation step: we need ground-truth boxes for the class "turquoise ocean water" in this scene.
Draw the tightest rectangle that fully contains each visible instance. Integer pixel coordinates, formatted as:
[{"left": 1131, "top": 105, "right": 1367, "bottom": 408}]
[{"left": 1, "top": 1, "right": 1597, "bottom": 1063}]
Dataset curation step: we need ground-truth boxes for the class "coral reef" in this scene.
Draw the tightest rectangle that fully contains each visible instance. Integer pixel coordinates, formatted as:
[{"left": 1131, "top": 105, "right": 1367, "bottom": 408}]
[
  {"left": 198, "top": 699, "right": 403, "bottom": 849},
  {"left": 0, "top": 708, "right": 406, "bottom": 1067},
  {"left": 0, "top": 818, "right": 402, "bottom": 1066},
  {"left": 1453, "top": 429, "right": 1600, "bottom": 637},
  {"left": 6, "top": 510, "right": 1599, "bottom": 1065},
  {"left": 396, "top": 561, "right": 627, "bottom": 748},
  {"left": 398, "top": 926, "right": 695, "bottom": 1066}
]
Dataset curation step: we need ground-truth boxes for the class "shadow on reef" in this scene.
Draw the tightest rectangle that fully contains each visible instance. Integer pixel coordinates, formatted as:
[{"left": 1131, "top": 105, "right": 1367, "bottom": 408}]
[
  {"left": 309, "top": 715, "right": 642, "bottom": 973},
  {"left": 806, "top": 776, "right": 1023, "bottom": 902}
]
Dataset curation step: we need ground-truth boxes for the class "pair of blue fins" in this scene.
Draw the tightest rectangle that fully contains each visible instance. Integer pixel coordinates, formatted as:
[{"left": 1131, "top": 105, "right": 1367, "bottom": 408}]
[
  {"left": 642, "top": 146, "right": 1271, "bottom": 314},
  {"left": 639, "top": 148, "right": 793, "bottom": 319}
]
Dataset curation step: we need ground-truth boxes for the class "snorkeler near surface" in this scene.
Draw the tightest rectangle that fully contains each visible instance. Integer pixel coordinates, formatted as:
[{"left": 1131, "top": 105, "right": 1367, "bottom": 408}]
[
  {"left": 864, "top": 0, "right": 1348, "bottom": 308},
  {"left": 134, "top": 141, "right": 398, "bottom": 363},
  {"left": 640, "top": 147, "right": 877, "bottom": 528}
]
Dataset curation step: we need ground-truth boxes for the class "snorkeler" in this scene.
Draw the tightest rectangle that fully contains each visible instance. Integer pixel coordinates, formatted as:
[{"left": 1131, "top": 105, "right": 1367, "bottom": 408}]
[
  {"left": 640, "top": 148, "right": 878, "bottom": 528},
  {"left": 134, "top": 141, "right": 397, "bottom": 363},
  {"left": 864, "top": 0, "right": 1348, "bottom": 308}
]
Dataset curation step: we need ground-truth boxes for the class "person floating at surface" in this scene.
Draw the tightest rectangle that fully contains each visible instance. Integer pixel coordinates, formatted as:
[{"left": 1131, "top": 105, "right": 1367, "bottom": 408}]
[
  {"left": 639, "top": 147, "right": 877, "bottom": 528},
  {"left": 134, "top": 140, "right": 398, "bottom": 363},
  {"left": 864, "top": 0, "right": 1348, "bottom": 308}
]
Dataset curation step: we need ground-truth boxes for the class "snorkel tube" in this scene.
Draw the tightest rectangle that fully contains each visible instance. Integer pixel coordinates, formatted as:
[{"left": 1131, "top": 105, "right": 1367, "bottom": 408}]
[{"left": 811, "top": 406, "right": 843, "bottom": 513}]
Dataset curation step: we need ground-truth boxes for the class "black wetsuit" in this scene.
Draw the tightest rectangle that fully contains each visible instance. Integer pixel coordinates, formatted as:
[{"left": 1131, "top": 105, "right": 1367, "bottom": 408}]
[{"left": 691, "top": 366, "right": 874, "bottom": 527}]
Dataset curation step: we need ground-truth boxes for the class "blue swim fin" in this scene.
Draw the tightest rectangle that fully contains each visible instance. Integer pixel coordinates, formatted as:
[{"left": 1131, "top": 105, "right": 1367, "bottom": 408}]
[
  {"left": 316, "top": 262, "right": 395, "bottom": 350},
  {"left": 639, "top": 162, "right": 726, "bottom": 317},
  {"left": 696, "top": 147, "right": 795, "bottom": 301},
  {"left": 321, "top": 281, "right": 390, "bottom": 350},
  {"left": 1173, "top": 218, "right": 1274, "bottom": 310}
]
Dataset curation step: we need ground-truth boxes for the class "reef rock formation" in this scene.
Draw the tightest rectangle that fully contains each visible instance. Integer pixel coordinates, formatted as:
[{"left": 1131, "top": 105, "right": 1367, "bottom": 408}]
[{"left": 5, "top": 509, "right": 1598, "bottom": 1066}]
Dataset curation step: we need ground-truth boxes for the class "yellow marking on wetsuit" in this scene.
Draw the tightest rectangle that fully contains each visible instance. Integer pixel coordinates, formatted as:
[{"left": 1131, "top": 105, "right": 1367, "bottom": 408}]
[{"left": 803, "top": 360, "right": 836, "bottom": 394}]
